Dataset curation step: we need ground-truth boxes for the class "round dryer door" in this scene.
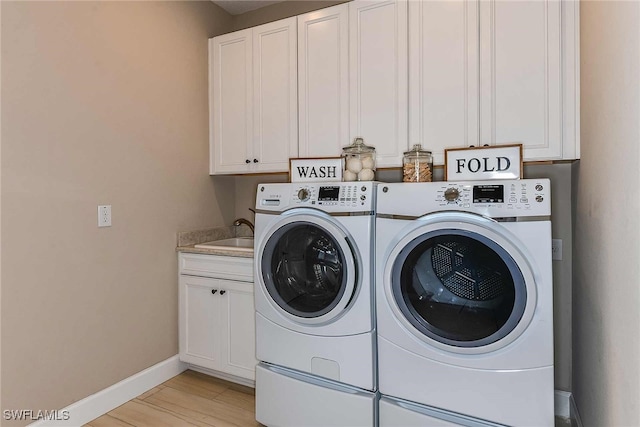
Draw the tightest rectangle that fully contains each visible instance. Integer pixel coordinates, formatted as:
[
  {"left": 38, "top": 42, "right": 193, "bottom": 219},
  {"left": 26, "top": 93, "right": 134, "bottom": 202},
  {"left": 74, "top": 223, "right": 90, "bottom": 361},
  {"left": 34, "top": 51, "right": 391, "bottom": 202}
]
[
  {"left": 386, "top": 213, "right": 537, "bottom": 352},
  {"left": 260, "top": 213, "right": 358, "bottom": 324}
]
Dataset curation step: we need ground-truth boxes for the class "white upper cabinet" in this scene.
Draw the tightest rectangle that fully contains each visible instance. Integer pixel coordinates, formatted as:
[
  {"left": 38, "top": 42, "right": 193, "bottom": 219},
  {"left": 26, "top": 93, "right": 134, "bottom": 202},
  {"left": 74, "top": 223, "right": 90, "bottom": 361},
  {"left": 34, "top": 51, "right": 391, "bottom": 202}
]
[
  {"left": 479, "top": 0, "right": 563, "bottom": 158},
  {"left": 409, "top": 0, "right": 579, "bottom": 165},
  {"left": 298, "top": 1, "right": 408, "bottom": 165},
  {"left": 210, "top": 17, "right": 297, "bottom": 174},
  {"left": 297, "top": 4, "right": 350, "bottom": 158},
  {"left": 210, "top": 0, "right": 579, "bottom": 174},
  {"left": 408, "top": 0, "right": 479, "bottom": 166},
  {"left": 252, "top": 19, "right": 299, "bottom": 171},
  {"left": 349, "top": 0, "right": 408, "bottom": 167},
  {"left": 210, "top": 29, "right": 253, "bottom": 173}
]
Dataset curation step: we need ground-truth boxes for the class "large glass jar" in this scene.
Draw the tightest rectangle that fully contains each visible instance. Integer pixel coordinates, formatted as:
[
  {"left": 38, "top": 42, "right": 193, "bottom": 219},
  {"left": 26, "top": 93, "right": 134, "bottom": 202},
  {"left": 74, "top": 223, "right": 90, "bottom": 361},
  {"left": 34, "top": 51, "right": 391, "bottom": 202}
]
[
  {"left": 342, "top": 137, "right": 376, "bottom": 181},
  {"left": 403, "top": 144, "right": 433, "bottom": 182}
]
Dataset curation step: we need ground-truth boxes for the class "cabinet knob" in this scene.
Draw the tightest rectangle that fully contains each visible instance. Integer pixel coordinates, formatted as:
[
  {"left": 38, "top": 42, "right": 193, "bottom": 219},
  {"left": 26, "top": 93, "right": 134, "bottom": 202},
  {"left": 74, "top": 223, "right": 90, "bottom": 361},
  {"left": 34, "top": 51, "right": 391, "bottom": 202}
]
[
  {"left": 220, "top": 290, "right": 226, "bottom": 295},
  {"left": 211, "top": 289, "right": 218, "bottom": 295},
  {"left": 253, "top": 159, "right": 259, "bottom": 163},
  {"left": 245, "top": 159, "right": 251, "bottom": 164}
]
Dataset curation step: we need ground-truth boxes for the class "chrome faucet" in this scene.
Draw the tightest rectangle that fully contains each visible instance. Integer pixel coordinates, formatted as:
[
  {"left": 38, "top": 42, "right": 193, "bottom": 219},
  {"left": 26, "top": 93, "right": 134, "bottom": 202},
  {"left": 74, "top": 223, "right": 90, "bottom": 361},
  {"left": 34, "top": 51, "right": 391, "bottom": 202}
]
[{"left": 233, "top": 218, "right": 254, "bottom": 235}]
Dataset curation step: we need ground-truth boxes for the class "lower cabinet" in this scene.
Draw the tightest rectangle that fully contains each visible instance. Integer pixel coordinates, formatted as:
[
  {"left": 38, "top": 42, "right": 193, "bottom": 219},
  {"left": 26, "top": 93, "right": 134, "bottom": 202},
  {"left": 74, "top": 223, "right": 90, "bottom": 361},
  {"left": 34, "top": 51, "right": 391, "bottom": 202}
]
[{"left": 178, "top": 254, "right": 257, "bottom": 382}]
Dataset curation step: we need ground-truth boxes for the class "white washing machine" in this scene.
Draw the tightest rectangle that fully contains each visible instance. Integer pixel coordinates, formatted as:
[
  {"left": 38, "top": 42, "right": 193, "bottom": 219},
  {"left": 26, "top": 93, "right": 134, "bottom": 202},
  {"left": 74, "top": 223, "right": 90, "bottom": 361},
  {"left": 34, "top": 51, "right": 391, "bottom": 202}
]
[
  {"left": 254, "top": 182, "right": 377, "bottom": 426},
  {"left": 376, "top": 179, "right": 554, "bottom": 427}
]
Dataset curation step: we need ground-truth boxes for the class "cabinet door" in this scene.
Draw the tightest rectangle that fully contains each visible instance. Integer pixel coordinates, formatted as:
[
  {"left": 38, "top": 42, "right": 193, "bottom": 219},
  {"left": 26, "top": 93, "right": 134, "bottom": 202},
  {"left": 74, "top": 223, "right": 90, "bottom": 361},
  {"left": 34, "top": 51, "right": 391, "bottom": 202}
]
[
  {"left": 298, "top": 4, "right": 349, "bottom": 158},
  {"left": 180, "top": 275, "right": 257, "bottom": 381},
  {"left": 253, "top": 17, "right": 298, "bottom": 172},
  {"left": 179, "top": 275, "right": 218, "bottom": 370},
  {"left": 408, "top": 0, "right": 479, "bottom": 166},
  {"left": 349, "top": 0, "right": 408, "bottom": 168},
  {"left": 210, "top": 29, "right": 253, "bottom": 174},
  {"left": 479, "top": 0, "right": 563, "bottom": 160},
  {"left": 218, "top": 280, "right": 258, "bottom": 380}
]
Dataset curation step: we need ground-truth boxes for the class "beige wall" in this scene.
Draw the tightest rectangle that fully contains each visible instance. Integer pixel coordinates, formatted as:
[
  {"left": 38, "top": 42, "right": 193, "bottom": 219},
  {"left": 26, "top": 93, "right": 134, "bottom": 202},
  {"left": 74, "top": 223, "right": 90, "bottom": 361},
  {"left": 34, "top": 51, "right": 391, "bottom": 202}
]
[
  {"left": 574, "top": 1, "right": 640, "bottom": 425},
  {"left": 526, "top": 163, "right": 573, "bottom": 392},
  {"left": 0, "top": 1, "right": 3, "bottom": 417},
  {"left": 0, "top": 1, "right": 233, "bottom": 424}
]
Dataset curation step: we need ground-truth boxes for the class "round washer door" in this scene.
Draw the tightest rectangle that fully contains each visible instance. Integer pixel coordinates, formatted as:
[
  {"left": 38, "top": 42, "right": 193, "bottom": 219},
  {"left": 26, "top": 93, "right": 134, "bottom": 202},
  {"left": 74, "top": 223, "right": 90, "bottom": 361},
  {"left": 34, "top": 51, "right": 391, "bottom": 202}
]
[
  {"left": 259, "top": 211, "right": 359, "bottom": 325},
  {"left": 383, "top": 212, "right": 538, "bottom": 354}
]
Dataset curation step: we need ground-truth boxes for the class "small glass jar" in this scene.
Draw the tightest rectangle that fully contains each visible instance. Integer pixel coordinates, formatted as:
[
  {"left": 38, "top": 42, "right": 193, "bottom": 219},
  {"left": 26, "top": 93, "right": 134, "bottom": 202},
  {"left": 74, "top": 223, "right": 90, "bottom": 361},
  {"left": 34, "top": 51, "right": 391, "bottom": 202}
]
[
  {"left": 342, "top": 137, "right": 376, "bottom": 181},
  {"left": 403, "top": 144, "right": 433, "bottom": 182}
]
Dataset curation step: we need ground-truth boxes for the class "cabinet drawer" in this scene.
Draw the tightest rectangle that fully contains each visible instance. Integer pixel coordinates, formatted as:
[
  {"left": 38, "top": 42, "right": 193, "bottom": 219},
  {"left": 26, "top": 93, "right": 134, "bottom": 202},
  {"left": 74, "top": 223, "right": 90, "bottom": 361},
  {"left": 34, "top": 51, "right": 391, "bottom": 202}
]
[{"left": 179, "top": 253, "right": 253, "bottom": 282}]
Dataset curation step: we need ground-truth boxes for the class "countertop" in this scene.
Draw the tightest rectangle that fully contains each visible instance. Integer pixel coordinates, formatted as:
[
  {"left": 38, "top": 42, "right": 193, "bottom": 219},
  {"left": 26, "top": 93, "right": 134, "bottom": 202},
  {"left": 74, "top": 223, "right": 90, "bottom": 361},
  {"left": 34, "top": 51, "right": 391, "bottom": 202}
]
[{"left": 176, "top": 225, "right": 254, "bottom": 258}]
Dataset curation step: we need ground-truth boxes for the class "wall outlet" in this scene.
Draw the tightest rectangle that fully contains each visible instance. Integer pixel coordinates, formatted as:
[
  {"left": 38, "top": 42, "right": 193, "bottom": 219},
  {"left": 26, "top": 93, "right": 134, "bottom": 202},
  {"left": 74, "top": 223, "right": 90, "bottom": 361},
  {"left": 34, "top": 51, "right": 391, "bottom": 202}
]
[
  {"left": 98, "top": 205, "right": 112, "bottom": 227},
  {"left": 552, "top": 238, "right": 562, "bottom": 261}
]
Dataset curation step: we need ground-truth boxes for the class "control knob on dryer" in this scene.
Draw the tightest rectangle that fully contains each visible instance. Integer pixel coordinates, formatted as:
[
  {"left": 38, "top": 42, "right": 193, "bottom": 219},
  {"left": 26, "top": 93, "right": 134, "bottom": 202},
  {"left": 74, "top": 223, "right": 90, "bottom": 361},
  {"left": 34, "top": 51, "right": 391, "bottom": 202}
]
[{"left": 444, "top": 187, "right": 460, "bottom": 202}]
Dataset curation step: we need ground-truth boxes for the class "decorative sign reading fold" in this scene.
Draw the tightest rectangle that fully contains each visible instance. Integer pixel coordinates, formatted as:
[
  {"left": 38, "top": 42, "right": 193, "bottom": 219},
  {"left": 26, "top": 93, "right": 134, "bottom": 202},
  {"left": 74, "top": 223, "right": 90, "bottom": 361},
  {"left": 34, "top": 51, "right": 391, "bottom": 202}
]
[
  {"left": 289, "top": 157, "right": 343, "bottom": 183},
  {"left": 444, "top": 144, "right": 523, "bottom": 181}
]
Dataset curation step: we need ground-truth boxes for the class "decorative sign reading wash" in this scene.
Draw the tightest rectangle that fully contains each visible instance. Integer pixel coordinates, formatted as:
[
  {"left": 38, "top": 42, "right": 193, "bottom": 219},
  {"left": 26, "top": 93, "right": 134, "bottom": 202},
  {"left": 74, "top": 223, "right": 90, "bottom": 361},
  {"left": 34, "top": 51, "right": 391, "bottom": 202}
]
[
  {"left": 444, "top": 144, "right": 523, "bottom": 181},
  {"left": 289, "top": 157, "right": 343, "bottom": 183}
]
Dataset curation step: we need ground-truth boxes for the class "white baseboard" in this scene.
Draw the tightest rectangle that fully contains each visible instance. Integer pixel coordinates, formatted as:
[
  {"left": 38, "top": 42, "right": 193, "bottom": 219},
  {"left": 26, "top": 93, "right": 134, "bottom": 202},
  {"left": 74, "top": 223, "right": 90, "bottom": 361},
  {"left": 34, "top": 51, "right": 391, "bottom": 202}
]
[
  {"left": 555, "top": 389, "right": 572, "bottom": 419},
  {"left": 29, "top": 355, "right": 187, "bottom": 427}
]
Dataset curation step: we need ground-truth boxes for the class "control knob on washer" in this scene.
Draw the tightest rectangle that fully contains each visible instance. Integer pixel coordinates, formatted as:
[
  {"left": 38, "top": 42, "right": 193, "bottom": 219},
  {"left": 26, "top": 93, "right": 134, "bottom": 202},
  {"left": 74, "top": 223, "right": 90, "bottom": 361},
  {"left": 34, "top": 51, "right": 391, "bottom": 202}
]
[
  {"left": 297, "top": 188, "right": 310, "bottom": 202},
  {"left": 444, "top": 187, "right": 460, "bottom": 202}
]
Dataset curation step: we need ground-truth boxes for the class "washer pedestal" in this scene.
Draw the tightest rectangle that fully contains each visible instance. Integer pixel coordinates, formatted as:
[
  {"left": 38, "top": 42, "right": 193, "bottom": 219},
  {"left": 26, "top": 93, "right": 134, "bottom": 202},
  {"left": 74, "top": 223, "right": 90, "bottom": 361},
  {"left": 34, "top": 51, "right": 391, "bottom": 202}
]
[{"left": 256, "top": 363, "right": 377, "bottom": 427}]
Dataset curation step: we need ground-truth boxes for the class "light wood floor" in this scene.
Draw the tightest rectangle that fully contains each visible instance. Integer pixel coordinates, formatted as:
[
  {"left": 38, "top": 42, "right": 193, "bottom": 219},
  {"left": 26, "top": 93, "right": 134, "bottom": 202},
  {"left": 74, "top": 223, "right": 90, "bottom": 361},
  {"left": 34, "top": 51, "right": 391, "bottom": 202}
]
[
  {"left": 84, "top": 370, "right": 260, "bottom": 427},
  {"left": 83, "top": 369, "right": 574, "bottom": 427}
]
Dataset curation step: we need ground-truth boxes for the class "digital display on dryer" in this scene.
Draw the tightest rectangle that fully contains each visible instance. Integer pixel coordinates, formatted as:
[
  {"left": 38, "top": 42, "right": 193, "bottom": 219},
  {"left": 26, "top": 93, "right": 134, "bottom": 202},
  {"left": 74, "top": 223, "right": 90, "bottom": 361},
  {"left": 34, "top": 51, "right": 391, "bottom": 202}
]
[
  {"left": 473, "top": 185, "right": 504, "bottom": 203},
  {"left": 318, "top": 186, "right": 340, "bottom": 201}
]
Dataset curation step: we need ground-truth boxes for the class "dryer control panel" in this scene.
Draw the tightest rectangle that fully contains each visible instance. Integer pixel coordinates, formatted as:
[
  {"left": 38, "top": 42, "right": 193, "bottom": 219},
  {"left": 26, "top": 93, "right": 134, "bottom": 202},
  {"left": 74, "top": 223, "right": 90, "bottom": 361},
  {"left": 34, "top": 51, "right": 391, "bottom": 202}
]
[
  {"left": 377, "top": 179, "right": 550, "bottom": 218},
  {"left": 256, "top": 182, "right": 376, "bottom": 213}
]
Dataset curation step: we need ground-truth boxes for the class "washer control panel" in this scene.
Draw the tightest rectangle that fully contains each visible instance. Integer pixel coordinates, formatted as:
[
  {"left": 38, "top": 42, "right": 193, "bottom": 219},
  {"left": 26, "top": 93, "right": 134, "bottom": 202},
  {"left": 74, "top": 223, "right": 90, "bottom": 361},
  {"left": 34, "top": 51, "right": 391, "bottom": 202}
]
[
  {"left": 378, "top": 179, "right": 550, "bottom": 218},
  {"left": 257, "top": 182, "right": 376, "bottom": 213}
]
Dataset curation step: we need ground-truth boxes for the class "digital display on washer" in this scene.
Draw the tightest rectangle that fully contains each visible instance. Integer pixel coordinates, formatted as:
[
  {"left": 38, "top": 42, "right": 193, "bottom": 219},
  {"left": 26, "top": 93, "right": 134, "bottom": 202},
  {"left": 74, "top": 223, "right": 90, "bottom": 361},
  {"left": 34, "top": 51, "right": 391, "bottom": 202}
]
[
  {"left": 473, "top": 185, "right": 504, "bottom": 203},
  {"left": 318, "top": 186, "right": 340, "bottom": 201}
]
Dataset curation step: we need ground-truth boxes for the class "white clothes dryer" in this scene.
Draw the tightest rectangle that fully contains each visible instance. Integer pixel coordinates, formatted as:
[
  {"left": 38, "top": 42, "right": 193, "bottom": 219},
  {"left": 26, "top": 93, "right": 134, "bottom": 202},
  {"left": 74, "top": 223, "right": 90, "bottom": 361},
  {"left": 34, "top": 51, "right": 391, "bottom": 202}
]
[
  {"left": 376, "top": 180, "right": 554, "bottom": 427},
  {"left": 254, "top": 182, "right": 377, "bottom": 426}
]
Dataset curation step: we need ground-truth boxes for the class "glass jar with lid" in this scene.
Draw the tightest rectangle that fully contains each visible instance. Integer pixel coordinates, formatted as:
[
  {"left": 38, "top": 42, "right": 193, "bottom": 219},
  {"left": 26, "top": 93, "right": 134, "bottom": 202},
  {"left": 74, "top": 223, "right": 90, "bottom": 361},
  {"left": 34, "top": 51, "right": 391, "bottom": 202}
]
[
  {"left": 403, "top": 144, "right": 433, "bottom": 182},
  {"left": 342, "top": 137, "right": 376, "bottom": 181}
]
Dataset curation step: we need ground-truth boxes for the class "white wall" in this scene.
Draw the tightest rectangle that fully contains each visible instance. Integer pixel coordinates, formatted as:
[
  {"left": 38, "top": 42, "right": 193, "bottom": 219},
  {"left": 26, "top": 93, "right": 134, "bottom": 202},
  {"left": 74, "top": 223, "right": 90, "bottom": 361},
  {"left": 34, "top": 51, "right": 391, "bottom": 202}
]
[{"left": 574, "top": 1, "right": 640, "bottom": 425}]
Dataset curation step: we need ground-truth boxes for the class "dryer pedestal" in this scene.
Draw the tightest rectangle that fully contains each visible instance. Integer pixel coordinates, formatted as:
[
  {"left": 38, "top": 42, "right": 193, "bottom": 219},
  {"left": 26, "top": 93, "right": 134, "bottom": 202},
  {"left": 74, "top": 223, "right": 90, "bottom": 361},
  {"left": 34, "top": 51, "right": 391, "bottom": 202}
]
[
  {"left": 380, "top": 396, "right": 502, "bottom": 427},
  {"left": 378, "top": 336, "right": 554, "bottom": 426}
]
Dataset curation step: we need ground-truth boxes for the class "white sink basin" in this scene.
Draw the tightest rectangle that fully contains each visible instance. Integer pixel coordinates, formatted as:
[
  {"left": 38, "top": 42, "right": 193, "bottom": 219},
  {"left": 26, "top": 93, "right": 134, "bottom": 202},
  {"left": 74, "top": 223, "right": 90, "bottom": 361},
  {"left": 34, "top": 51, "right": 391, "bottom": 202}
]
[{"left": 194, "top": 237, "right": 254, "bottom": 252}]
